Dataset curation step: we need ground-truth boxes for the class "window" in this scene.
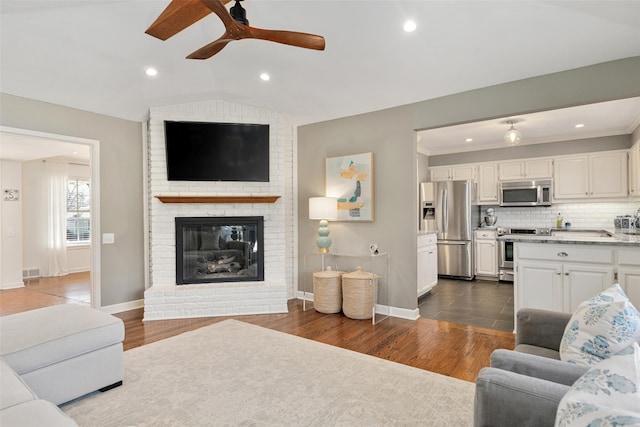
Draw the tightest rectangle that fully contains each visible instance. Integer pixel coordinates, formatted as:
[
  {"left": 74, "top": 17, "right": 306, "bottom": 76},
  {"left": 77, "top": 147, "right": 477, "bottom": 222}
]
[{"left": 66, "top": 179, "right": 91, "bottom": 243}]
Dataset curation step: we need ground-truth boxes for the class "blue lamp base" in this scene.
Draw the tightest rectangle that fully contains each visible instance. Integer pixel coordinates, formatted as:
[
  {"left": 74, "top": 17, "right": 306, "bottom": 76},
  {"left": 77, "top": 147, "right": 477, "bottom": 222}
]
[{"left": 316, "top": 219, "right": 332, "bottom": 253}]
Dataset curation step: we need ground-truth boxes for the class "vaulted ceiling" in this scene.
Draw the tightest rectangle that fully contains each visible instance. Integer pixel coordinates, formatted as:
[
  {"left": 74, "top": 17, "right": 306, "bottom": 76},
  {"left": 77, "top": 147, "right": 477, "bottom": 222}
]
[{"left": 2, "top": 1, "right": 640, "bottom": 142}]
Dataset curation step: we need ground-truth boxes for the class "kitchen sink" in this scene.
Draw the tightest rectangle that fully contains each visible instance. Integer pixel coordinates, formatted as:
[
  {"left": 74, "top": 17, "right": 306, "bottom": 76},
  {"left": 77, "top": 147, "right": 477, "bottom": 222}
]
[{"left": 550, "top": 229, "right": 616, "bottom": 240}]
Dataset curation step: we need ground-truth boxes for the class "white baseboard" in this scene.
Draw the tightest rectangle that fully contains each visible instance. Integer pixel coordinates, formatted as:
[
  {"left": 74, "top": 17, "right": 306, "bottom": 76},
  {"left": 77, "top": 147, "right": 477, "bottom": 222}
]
[
  {"left": 101, "top": 299, "right": 144, "bottom": 314},
  {"left": 294, "top": 293, "right": 419, "bottom": 321},
  {"left": 388, "top": 306, "right": 420, "bottom": 321},
  {"left": 1, "top": 281, "right": 25, "bottom": 290}
]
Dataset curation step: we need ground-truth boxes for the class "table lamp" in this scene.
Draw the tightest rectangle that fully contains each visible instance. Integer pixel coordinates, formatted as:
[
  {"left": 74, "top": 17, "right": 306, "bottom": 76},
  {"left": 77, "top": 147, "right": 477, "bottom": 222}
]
[{"left": 309, "top": 197, "right": 338, "bottom": 253}]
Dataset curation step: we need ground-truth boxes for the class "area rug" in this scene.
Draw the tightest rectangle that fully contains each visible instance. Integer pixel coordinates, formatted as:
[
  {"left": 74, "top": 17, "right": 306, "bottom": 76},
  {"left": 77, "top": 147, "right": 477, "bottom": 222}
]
[{"left": 62, "top": 320, "right": 475, "bottom": 426}]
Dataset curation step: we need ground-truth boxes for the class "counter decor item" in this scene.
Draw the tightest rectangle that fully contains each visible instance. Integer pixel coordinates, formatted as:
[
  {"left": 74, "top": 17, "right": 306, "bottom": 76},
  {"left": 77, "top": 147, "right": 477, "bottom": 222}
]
[
  {"left": 556, "top": 213, "right": 563, "bottom": 228},
  {"left": 312, "top": 267, "right": 344, "bottom": 314},
  {"left": 342, "top": 266, "right": 381, "bottom": 320},
  {"left": 326, "top": 152, "right": 374, "bottom": 221},
  {"left": 615, "top": 215, "right": 636, "bottom": 231}
]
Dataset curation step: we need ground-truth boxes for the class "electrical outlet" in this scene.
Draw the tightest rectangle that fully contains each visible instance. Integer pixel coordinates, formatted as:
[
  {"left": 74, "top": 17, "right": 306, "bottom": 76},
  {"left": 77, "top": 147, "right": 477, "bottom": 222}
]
[{"left": 102, "top": 233, "right": 115, "bottom": 244}]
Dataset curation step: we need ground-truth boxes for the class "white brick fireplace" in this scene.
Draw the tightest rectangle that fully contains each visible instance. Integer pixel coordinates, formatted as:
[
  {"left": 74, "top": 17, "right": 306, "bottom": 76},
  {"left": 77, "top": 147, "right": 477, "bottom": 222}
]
[{"left": 143, "top": 100, "right": 294, "bottom": 321}]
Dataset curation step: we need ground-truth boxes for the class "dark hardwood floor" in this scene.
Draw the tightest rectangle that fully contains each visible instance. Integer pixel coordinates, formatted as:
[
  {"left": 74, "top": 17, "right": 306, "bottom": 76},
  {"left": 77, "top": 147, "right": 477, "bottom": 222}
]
[
  {"left": 1, "top": 278, "right": 514, "bottom": 382},
  {"left": 419, "top": 278, "right": 515, "bottom": 332}
]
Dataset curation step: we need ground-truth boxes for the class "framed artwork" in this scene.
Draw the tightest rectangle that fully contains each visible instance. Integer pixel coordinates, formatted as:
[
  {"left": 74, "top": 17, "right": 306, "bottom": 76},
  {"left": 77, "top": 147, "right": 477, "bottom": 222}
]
[{"left": 325, "top": 152, "right": 374, "bottom": 221}]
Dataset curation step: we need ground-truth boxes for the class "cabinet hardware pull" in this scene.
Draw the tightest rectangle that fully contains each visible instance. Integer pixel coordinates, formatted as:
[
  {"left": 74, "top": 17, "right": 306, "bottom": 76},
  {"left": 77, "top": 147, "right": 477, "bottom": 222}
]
[
  {"left": 565, "top": 272, "right": 569, "bottom": 276},
  {"left": 557, "top": 252, "right": 568, "bottom": 257},
  {"left": 556, "top": 272, "right": 561, "bottom": 275}
]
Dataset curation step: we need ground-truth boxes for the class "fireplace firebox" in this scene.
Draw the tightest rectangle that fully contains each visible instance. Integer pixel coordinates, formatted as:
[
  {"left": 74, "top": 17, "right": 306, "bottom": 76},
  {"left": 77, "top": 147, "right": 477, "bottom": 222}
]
[{"left": 175, "top": 216, "right": 264, "bottom": 285}]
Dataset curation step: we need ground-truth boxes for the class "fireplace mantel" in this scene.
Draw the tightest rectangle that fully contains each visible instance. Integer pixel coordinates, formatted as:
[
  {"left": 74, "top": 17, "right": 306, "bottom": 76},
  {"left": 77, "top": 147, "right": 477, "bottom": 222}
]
[{"left": 155, "top": 195, "right": 281, "bottom": 204}]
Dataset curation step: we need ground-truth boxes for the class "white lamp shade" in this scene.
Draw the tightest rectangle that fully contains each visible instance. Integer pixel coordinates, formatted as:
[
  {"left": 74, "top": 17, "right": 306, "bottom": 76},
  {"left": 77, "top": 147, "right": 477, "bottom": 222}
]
[{"left": 309, "top": 197, "right": 338, "bottom": 220}]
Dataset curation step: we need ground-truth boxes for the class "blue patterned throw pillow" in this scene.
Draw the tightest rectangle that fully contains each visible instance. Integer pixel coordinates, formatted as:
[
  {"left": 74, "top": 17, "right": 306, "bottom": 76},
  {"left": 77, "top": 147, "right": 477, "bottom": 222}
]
[
  {"left": 555, "top": 342, "right": 640, "bottom": 427},
  {"left": 560, "top": 284, "right": 640, "bottom": 367}
]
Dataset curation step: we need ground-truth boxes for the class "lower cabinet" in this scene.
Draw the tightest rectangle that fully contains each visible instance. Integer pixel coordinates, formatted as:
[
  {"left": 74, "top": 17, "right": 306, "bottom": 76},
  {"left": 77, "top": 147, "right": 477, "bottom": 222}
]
[
  {"left": 474, "top": 229, "right": 497, "bottom": 279},
  {"left": 618, "top": 248, "right": 640, "bottom": 309},
  {"left": 418, "top": 233, "right": 438, "bottom": 297},
  {"left": 515, "top": 243, "right": 634, "bottom": 315}
]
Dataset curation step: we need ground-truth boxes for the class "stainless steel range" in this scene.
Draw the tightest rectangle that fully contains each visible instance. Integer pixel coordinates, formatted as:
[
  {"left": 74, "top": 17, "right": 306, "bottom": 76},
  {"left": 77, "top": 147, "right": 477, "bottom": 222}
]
[{"left": 497, "top": 226, "right": 550, "bottom": 282}]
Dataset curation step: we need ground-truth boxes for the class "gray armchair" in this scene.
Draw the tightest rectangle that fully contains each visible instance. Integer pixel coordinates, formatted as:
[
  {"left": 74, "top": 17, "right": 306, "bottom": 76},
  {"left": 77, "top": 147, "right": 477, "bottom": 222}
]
[{"left": 474, "top": 308, "right": 589, "bottom": 427}]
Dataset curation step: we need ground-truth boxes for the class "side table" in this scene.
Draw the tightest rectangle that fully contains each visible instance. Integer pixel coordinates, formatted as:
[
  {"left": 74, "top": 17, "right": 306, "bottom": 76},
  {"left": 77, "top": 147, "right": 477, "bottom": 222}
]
[{"left": 302, "top": 252, "right": 390, "bottom": 325}]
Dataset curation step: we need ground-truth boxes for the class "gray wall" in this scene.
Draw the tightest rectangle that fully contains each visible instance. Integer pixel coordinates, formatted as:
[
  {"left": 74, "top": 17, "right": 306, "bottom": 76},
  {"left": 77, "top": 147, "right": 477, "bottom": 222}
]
[
  {"left": 0, "top": 93, "right": 145, "bottom": 306},
  {"left": 298, "top": 56, "right": 640, "bottom": 312}
]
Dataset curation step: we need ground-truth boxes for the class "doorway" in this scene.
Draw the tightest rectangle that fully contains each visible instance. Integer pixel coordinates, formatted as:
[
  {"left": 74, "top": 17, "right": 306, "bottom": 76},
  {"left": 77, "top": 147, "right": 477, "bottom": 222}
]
[{"left": 0, "top": 126, "right": 101, "bottom": 308}]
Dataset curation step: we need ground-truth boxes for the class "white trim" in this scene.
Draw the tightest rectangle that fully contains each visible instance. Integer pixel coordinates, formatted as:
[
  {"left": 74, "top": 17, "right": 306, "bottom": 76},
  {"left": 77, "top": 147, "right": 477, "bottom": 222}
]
[
  {"left": 388, "top": 306, "right": 421, "bottom": 321},
  {"left": 293, "top": 123, "right": 299, "bottom": 300},
  {"left": 294, "top": 294, "right": 419, "bottom": 321},
  {"left": 2, "top": 282, "right": 25, "bottom": 289},
  {"left": 101, "top": 298, "right": 144, "bottom": 315},
  {"left": 0, "top": 126, "right": 101, "bottom": 309},
  {"left": 142, "top": 121, "right": 150, "bottom": 290}
]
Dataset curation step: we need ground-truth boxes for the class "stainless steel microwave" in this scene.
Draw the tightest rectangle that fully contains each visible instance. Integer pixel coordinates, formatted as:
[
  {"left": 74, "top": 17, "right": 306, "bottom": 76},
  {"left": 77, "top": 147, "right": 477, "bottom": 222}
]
[{"left": 499, "top": 179, "right": 552, "bottom": 207}]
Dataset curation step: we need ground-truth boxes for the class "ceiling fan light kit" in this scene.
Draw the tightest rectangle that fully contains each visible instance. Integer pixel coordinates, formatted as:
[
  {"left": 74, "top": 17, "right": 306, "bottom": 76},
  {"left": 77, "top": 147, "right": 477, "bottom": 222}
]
[
  {"left": 504, "top": 120, "right": 522, "bottom": 145},
  {"left": 146, "top": 0, "right": 326, "bottom": 60}
]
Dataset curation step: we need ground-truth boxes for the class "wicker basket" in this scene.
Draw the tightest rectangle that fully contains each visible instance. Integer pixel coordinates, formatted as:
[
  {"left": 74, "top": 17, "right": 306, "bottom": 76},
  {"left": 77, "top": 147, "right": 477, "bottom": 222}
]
[
  {"left": 313, "top": 268, "right": 344, "bottom": 314},
  {"left": 342, "top": 266, "right": 381, "bottom": 320}
]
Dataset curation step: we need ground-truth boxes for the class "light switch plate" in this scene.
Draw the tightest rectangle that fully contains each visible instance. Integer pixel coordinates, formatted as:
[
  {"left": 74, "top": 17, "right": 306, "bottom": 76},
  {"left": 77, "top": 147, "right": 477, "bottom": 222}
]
[{"left": 102, "top": 233, "right": 115, "bottom": 244}]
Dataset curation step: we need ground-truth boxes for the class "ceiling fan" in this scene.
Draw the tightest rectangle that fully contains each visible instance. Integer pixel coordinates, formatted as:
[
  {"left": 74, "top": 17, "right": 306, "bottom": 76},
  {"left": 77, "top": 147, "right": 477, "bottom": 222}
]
[{"left": 146, "top": 0, "right": 326, "bottom": 59}]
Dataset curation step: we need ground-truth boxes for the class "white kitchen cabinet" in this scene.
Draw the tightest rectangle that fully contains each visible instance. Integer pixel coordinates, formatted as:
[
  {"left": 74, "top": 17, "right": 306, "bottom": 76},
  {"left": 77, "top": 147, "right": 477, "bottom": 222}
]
[
  {"left": 553, "top": 151, "right": 628, "bottom": 200},
  {"left": 618, "top": 247, "right": 640, "bottom": 309},
  {"left": 474, "top": 229, "right": 497, "bottom": 278},
  {"left": 498, "top": 158, "right": 552, "bottom": 181},
  {"left": 430, "top": 166, "right": 452, "bottom": 181},
  {"left": 553, "top": 155, "right": 589, "bottom": 199},
  {"left": 562, "top": 264, "right": 614, "bottom": 312},
  {"left": 418, "top": 233, "right": 438, "bottom": 296},
  {"left": 627, "top": 142, "right": 640, "bottom": 198},
  {"left": 477, "top": 163, "right": 499, "bottom": 204},
  {"left": 429, "top": 164, "right": 476, "bottom": 182},
  {"left": 498, "top": 161, "right": 525, "bottom": 181},
  {"left": 515, "top": 243, "right": 616, "bottom": 315},
  {"left": 589, "top": 151, "right": 628, "bottom": 198},
  {"left": 517, "top": 260, "right": 564, "bottom": 312}
]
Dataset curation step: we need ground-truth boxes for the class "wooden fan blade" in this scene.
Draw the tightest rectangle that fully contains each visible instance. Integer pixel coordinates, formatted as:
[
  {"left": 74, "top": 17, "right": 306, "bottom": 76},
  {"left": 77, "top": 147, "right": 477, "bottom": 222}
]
[
  {"left": 199, "top": 0, "right": 238, "bottom": 29},
  {"left": 246, "top": 27, "right": 326, "bottom": 51},
  {"left": 187, "top": 33, "right": 233, "bottom": 59},
  {"left": 145, "top": 0, "right": 232, "bottom": 41}
]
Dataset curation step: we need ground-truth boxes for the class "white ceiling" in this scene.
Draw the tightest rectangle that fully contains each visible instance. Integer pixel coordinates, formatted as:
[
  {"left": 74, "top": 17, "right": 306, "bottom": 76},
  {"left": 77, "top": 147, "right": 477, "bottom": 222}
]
[
  {"left": 1, "top": 1, "right": 640, "bottom": 157},
  {"left": 0, "top": 131, "right": 90, "bottom": 162},
  {"left": 418, "top": 97, "right": 640, "bottom": 155}
]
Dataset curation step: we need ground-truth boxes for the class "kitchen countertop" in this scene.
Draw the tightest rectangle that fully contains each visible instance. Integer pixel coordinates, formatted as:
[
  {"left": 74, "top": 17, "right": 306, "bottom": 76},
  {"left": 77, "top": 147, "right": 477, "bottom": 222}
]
[
  {"left": 497, "top": 228, "right": 640, "bottom": 246},
  {"left": 417, "top": 231, "right": 438, "bottom": 236}
]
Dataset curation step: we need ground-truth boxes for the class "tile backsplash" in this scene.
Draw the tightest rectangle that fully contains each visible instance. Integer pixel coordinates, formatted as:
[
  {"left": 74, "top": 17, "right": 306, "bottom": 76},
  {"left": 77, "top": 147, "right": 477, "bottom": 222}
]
[{"left": 481, "top": 202, "right": 640, "bottom": 229}]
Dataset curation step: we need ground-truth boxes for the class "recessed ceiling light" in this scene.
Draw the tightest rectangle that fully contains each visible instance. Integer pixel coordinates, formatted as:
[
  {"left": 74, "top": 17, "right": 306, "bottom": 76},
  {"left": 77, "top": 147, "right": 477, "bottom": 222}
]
[
  {"left": 145, "top": 67, "right": 158, "bottom": 77},
  {"left": 465, "top": 138, "right": 473, "bottom": 142},
  {"left": 259, "top": 73, "right": 270, "bottom": 81},
  {"left": 575, "top": 123, "right": 585, "bottom": 128},
  {"left": 403, "top": 20, "right": 417, "bottom": 32}
]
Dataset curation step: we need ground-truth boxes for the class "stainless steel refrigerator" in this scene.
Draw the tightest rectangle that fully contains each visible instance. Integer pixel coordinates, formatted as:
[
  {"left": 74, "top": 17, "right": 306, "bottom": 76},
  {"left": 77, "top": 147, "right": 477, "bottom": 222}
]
[{"left": 420, "top": 180, "right": 478, "bottom": 280}]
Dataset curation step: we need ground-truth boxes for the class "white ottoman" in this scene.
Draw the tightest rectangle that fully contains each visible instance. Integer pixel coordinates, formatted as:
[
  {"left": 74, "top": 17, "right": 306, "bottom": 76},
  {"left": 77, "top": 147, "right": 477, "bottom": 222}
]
[{"left": 0, "top": 304, "right": 124, "bottom": 405}]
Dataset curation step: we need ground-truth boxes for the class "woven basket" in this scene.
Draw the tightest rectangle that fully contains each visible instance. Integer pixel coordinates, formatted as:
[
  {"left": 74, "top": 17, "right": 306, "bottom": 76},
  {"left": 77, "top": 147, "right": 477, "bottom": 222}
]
[
  {"left": 313, "top": 268, "right": 344, "bottom": 314},
  {"left": 342, "top": 266, "right": 381, "bottom": 320}
]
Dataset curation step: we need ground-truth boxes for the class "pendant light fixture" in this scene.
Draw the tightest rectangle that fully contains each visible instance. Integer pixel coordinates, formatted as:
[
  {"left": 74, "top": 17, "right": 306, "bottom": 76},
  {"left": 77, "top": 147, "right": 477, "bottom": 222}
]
[{"left": 504, "top": 120, "right": 522, "bottom": 145}]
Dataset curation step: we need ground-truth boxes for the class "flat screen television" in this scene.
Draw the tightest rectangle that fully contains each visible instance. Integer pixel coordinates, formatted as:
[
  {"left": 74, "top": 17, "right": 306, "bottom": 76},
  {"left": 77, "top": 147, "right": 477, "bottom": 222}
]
[{"left": 164, "top": 121, "right": 269, "bottom": 182}]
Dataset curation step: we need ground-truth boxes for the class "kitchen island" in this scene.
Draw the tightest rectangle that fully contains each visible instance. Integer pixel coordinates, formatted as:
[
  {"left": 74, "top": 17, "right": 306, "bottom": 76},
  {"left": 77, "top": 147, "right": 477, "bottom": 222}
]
[{"left": 498, "top": 229, "right": 640, "bottom": 330}]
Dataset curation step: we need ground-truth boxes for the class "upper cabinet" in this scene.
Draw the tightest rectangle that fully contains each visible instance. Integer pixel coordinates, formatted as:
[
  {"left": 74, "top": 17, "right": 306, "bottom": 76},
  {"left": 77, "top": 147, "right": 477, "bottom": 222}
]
[
  {"left": 554, "top": 151, "right": 628, "bottom": 200},
  {"left": 430, "top": 164, "right": 477, "bottom": 181},
  {"left": 629, "top": 141, "right": 640, "bottom": 198},
  {"left": 428, "top": 148, "right": 633, "bottom": 204},
  {"left": 498, "top": 158, "right": 552, "bottom": 181},
  {"left": 477, "top": 163, "right": 499, "bottom": 204}
]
